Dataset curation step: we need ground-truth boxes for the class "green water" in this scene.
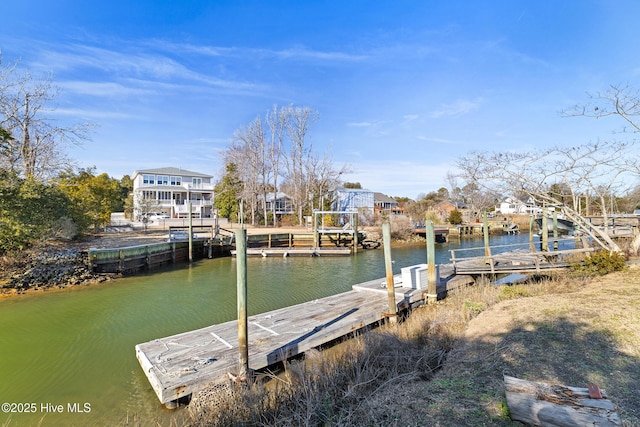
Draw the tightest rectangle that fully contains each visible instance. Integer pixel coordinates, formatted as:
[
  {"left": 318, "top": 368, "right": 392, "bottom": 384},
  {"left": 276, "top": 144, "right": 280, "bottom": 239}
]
[{"left": 0, "top": 235, "right": 537, "bottom": 426}]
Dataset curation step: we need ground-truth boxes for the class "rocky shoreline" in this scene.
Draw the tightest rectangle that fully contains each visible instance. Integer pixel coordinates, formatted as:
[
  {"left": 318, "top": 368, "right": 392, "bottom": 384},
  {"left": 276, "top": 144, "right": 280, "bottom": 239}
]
[
  {"left": 0, "top": 246, "right": 116, "bottom": 296},
  {"left": 0, "top": 226, "right": 395, "bottom": 297}
]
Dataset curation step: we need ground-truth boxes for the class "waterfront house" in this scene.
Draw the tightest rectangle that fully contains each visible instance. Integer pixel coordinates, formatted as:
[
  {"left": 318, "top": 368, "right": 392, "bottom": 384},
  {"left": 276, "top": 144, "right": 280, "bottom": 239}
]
[
  {"left": 374, "top": 192, "right": 402, "bottom": 215},
  {"left": 495, "top": 196, "right": 542, "bottom": 216},
  {"left": 259, "top": 192, "right": 295, "bottom": 218},
  {"left": 132, "top": 167, "right": 214, "bottom": 220}
]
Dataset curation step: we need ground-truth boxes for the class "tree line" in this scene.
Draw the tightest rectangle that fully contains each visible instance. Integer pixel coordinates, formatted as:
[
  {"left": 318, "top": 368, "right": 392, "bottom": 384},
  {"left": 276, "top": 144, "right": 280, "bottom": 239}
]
[
  {"left": 0, "top": 60, "right": 131, "bottom": 253},
  {"left": 214, "top": 105, "right": 349, "bottom": 226},
  {"left": 4, "top": 55, "right": 640, "bottom": 254}
]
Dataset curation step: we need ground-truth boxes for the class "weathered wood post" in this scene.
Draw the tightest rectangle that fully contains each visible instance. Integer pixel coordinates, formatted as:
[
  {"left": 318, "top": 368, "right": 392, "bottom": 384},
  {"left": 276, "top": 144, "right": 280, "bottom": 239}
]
[
  {"left": 425, "top": 220, "right": 438, "bottom": 303},
  {"left": 236, "top": 228, "right": 249, "bottom": 378},
  {"left": 313, "top": 211, "right": 320, "bottom": 248},
  {"left": 353, "top": 212, "right": 359, "bottom": 254},
  {"left": 188, "top": 202, "right": 193, "bottom": 263},
  {"left": 483, "top": 211, "right": 491, "bottom": 263},
  {"left": 542, "top": 207, "right": 549, "bottom": 251},
  {"left": 382, "top": 222, "right": 397, "bottom": 323},
  {"left": 529, "top": 214, "right": 535, "bottom": 252},
  {"left": 552, "top": 210, "right": 559, "bottom": 250}
]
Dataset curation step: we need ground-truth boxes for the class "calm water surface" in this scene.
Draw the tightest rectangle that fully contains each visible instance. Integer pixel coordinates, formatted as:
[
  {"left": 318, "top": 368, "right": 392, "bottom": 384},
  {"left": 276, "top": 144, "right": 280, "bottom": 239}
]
[{"left": 0, "top": 234, "right": 546, "bottom": 426}]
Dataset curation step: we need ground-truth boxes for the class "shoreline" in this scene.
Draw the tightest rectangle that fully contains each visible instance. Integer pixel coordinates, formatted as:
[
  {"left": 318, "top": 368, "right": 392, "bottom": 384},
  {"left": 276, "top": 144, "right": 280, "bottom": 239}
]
[{"left": 0, "top": 224, "right": 470, "bottom": 298}]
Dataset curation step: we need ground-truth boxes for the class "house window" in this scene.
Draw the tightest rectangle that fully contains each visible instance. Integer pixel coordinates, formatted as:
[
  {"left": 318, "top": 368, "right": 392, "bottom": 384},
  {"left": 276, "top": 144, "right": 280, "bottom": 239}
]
[
  {"left": 158, "top": 191, "right": 171, "bottom": 200},
  {"left": 170, "top": 176, "right": 182, "bottom": 186},
  {"left": 143, "top": 175, "right": 155, "bottom": 185},
  {"left": 192, "top": 178, "right": 202, "bottom": 186},
  {"left": 157, "top": 175, "right": 168, "bottom": 185},
  {"left": 143, "top": 190, "right": 156, "bottom": 200}
]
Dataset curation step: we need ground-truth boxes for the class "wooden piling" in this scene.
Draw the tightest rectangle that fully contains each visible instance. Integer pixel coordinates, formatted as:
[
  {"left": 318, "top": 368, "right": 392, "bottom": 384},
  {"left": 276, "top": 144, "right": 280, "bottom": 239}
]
[
  {"left": 553, "top": 210, "right": 559, "bottom": 250},
  {"left": 236, "top": 229, "right": 249, "bottom": 377},
  {"left": 188, "top": 202, "right": 193, "bottom": 263},
  {"left": 382, "top": 222, "right": 397, "bottom": 323},
  {"left": 483, "top": 212, "right": 492, "bottom": 262},
  {"left": 425, "top": 220, "right": 437, "bottom": 302},
  {"left": 541, "top": 207, "right": 549, "bottom": 251},
  {"left": 353, "top": 212, "right": 359, "bottom": 254},
  {"left": 529, "top": 214, "right": 535, "bottom": 251}
]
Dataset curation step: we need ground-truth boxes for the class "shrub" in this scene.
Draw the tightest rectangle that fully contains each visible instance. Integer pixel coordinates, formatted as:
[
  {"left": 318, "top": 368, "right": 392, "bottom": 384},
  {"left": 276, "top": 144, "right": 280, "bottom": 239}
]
[
  {"left": 499, "top": 285, "right": 532, "bottom": 301},
  {"left": 448, "top": 209, "right": 463, "bottom": 225},
  {"left": 575, "top": 250, "right": 627, "bottom": 276}
]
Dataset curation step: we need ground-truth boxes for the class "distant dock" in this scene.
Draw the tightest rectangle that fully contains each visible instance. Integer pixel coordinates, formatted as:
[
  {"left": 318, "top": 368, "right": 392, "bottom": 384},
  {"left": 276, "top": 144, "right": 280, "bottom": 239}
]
[{"left": 231, "top": 247, "right": 352, "bottom": 257}]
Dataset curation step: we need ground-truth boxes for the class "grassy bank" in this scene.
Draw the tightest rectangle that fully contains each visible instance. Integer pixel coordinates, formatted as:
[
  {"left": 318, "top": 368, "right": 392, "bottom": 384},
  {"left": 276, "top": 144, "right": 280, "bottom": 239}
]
[{"left": 185, "top": 263, "right": 640, "bottom": 426}]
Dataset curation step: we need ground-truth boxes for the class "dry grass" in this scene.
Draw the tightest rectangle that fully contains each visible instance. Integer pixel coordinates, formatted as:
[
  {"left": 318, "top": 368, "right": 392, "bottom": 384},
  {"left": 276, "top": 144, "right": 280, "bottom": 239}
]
[{"left": 184, "top": 263, "right": 640, "bottom": 427}]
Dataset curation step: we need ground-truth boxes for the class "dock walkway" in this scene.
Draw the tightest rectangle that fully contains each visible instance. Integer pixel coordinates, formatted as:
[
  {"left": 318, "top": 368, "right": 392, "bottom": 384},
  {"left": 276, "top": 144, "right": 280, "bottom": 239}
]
[
  {"left": 136, "top": 271, "right": 465, "bottom": 406},
  {"left": 451, "top": 247, "right": 595, "bottom": 276}
]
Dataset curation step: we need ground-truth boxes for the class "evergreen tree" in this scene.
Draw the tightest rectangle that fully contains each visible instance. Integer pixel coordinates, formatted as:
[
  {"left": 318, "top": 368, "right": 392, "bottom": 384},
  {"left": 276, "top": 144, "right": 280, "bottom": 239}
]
[{"left": 214, "top": 163, "right": 243, "bottom": 222}]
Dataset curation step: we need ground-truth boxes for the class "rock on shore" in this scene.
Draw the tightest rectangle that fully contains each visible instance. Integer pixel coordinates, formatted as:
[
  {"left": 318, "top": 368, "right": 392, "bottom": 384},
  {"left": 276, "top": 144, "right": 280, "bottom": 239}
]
[{"left": 1, "top": 246, "right": 113, "bottom": 294}]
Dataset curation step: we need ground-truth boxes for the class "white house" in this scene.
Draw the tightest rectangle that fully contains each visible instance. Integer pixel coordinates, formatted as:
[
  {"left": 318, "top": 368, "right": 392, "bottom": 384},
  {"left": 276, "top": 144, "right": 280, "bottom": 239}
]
[
  {"left": 495, "top": 196, "right": 540, "bottom": 215},
  {"left": 132, "top": 167, "right": 214, "bottom": 220}
]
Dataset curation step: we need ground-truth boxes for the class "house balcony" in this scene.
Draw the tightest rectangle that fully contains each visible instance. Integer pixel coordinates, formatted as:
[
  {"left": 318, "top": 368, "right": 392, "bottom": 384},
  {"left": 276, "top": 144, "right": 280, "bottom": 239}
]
[{"left": 186, "top": 183, "right": 214, "bottom": 191}]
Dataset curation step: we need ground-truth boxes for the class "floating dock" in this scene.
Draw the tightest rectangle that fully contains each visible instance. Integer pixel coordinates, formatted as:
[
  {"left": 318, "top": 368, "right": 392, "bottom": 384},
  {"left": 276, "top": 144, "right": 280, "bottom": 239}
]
[
  {"left": 135, "top": 269, "right": 465, "bottom": 407},
  {"left": 231, "top": 247, "right": 352, "bottom": 257}
]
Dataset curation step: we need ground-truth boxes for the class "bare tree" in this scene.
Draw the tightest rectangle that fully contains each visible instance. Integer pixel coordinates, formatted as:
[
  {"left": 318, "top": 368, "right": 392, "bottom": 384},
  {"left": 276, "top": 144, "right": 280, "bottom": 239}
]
[
  {"left": 560, "top": 83, "right": 640, "bottom": 253},
  {"left": 0, "top": 63, "right": 93, "bottom": 180},
  {"left": 134, "top": 192, "right": 162, "bottom": 231},
  {"left": 283, "top": 106, "right": 318, "bottom": 224},
  {"left": 305, "top": 149, "right": 350, "bottom": 213},
  {"left": 562, "top": 83, "right": 640, "bottom": 133},
  {"left": 265, "top": 105, "right": 287, "bottom": 226},
  {"left": 456, "top": 140, "right": 637, "bottom": 251},
  {"left": 221, "top": 105, "right": 347, "bottom": 227},
  {"left": 226, "top": 117, "right": 267, "bottom": 225}
]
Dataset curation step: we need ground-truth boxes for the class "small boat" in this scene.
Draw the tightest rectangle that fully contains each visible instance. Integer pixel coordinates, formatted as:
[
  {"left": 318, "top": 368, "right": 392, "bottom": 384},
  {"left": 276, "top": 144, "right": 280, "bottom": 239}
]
[{"left": 534, "top": 216, "right": 574, "bottom": 234}]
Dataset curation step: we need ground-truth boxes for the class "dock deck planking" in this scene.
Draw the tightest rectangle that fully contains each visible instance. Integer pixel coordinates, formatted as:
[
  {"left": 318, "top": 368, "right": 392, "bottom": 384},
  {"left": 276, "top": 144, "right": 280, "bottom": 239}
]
[{"left": 136, "top": 278, "right": 428, "bottom": 405}]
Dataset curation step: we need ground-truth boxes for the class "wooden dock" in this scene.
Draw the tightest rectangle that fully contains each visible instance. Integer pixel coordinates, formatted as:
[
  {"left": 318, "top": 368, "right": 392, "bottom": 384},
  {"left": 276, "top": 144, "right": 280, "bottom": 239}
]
[
  {"left": 450, "top": 246, "right": 595, "bottom": 276},
  {"left": 135, "top": 234, "right": 592, "bottom": 408},
  {"left": 135, "top": 270, "right": 465, "bottom": 407},
  {"left": 231, "top": 247, "right": 352, "bottom": 257}
]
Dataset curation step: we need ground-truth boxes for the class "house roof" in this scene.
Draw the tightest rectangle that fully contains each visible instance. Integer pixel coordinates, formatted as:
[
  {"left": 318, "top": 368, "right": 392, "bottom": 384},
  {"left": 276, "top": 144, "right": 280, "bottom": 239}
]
[
  {"left": 336, "top": 187, "right": 372, "bottom": 193},
  {"left": 132, "top": 167, "right": 212, "bottom": 179},
  {"left": 258, "top": 192, "right": 292, "bottom": 202},
  {"left": 373, "top": 192, "right": 397, "bottom": 203}
]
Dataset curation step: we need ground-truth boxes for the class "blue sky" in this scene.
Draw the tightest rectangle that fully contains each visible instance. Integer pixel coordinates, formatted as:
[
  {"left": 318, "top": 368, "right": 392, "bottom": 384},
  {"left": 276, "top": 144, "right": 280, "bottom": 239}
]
[{"left": 3, "top": 1, "right": 640, "bottom": 199}]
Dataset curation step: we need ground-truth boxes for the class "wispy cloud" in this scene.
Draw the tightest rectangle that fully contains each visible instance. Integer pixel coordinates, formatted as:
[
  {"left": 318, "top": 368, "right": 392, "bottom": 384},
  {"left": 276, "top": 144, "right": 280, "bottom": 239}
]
[
  {"left": 29, "top": 41, "right": 266, "bottom": 94},
  {"left": 160, "top": 41, "right": 368, "bottom": 63},
  {"left": 417, "top": 135, "right": 455, "bottom": 144},
  {"left": 429, "top": 98, "right": 482, "bottom": 118},
  {"left": 52, "top": 107, "right": 135, "bottom": 120},
  {"left": 59, "top": 81, "right": 153, "bottom": 97}
]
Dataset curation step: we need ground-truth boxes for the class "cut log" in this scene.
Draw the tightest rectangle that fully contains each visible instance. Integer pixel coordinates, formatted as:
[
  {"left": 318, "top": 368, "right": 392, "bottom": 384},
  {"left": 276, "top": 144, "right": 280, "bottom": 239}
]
[{"left": 504, "top": 375, "right": 621, "bottom": 427}]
